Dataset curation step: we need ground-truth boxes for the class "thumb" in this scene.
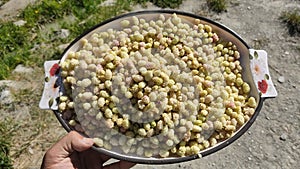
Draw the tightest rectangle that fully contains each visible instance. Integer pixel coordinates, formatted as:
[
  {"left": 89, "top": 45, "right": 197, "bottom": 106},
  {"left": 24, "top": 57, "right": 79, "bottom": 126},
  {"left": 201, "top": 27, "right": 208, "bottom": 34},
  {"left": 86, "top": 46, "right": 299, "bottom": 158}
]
[{"left": 47, "top": 131, "right": 94, "bottom": 159}]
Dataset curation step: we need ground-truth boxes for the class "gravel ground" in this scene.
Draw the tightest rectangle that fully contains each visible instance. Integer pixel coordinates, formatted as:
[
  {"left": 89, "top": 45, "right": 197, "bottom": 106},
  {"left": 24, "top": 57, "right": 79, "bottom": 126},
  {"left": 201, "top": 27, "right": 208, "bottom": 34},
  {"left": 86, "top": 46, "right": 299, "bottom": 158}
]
[
  {"left": 1, "top": 0, "right": 299, "bottom": 168},
  {"left": 132, "top": 1, "right": 300, "bottom": 168}
]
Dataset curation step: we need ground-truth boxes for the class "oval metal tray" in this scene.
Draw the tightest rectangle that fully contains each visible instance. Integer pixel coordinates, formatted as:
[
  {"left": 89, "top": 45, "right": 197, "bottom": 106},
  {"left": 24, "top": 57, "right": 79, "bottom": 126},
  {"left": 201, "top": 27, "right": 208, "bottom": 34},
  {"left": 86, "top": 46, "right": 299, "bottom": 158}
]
[{"left": 40, "top": 10, "right": 277, "bottom": 164}]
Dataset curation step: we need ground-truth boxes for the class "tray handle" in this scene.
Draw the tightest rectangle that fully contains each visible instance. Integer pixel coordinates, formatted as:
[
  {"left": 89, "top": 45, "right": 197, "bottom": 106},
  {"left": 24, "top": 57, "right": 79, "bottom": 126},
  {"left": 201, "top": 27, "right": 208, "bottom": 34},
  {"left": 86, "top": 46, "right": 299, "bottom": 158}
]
[
  {"left": 39, "top": 60, "right": 61, "bottom": 110},
  {"left": 249, "top": 49, "right": 278, "bottom": 98}
]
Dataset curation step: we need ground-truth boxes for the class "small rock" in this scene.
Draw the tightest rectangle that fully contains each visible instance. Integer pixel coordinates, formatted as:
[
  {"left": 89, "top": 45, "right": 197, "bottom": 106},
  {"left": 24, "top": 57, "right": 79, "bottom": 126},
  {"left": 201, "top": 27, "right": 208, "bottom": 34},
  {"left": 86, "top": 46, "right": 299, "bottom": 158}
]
[
  {"left": 0, "top": 80, "right": 31, "bottom": 95},
  {"left": 13, "top": 20, "right": 27, "bottom": 26},
  {"left": 0, "top": 89, "right": 13, "bottom": 105},
  {"left": 280, "top": 133, "right": 287, "bottom": 141},
  {"left": 0, "top": 81, "right": 15, "bottom": 105},
  {"left": 247, "top": 6, "right": 251, "bottom": 10},
  {"left": 278, "top": 76, "right": 285, "bottom": 83},
  {"left": 28, "top": 147, "right": 34, "bottom": 155},
  {"left": 60, "top": 29, "right": 70, "bottom": 39},
  {"left": 13, "top": 64, "right": 34, "bottom": 74},
  {"left": 100, "top": 0, "right": 116, "bottom": 6},
  {"left": 58, "top": 43, "right": 70, "bottom": 51},
  {"left": 284, "top": 51, "right": 289, "bottom": 55}
]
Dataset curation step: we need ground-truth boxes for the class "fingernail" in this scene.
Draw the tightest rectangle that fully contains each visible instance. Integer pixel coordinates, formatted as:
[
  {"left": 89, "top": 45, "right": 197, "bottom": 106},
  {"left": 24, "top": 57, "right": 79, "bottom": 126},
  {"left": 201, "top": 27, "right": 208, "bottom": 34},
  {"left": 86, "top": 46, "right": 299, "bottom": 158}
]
[{"left": 82, "top": 137, "right": 94, "bottom": 145}]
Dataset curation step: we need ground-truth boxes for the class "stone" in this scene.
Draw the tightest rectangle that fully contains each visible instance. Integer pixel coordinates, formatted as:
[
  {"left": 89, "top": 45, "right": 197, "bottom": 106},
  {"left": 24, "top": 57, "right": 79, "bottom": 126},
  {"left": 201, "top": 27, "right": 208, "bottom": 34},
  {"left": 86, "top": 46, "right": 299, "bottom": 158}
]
[
  {"left": 0, "top": 80, "right": 13, "bottom": 86},
  {"left": 278, "top": 76, "right": 285, "bottom": 83},
  {"left": 58, "top": 43, "right": 70, "bottom": 51},
  {"left": 60, "top": 29, "right": 70, "bottom": 39},
  {"left": 28, "top": 146, "right": 34, "bottom": 155},
  {"left": 100, "top": 0, "right": 116, "bottom": 6},
  {"left": 0, "top": 89, "right": 13, "bottom": 105},
  {"left": 0, "top": 80, "right": 16, "bottom": 105},
  {"left": 0, "top": 0, "right": 38, "bottom": 20},
  {"left": 13, "top": 19, "right": 27, "bottom": 26},
  {"left": 0, "top": 79, "right": 30, "bottom": 106},
  {"left": 279, "top": 133, "right": 287, "bottom": 141},
  {"left": 13, "top": 64, "right": 34, "bottom": 74}
]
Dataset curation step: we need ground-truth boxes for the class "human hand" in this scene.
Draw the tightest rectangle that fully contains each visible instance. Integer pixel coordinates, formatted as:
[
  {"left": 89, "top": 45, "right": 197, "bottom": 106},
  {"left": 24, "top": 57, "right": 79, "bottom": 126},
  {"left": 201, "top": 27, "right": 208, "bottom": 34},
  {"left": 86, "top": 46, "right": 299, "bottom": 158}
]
[{"left": 41, "top": 131, "right": 135, "bottom": 169}]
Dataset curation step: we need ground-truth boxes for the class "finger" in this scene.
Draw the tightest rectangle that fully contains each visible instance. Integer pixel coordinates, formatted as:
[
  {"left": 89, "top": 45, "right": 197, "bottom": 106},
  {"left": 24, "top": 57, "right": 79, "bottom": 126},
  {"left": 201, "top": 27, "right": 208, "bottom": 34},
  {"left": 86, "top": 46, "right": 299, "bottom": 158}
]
[
  {"left": 47, "top": 131, "right": 94, "bottom": 159},
  {"left": 103, "top": 161, "right": 136, "bottom": 169},
  {"left": 42, "top": 151, "right": 81, "bottom": 169}
]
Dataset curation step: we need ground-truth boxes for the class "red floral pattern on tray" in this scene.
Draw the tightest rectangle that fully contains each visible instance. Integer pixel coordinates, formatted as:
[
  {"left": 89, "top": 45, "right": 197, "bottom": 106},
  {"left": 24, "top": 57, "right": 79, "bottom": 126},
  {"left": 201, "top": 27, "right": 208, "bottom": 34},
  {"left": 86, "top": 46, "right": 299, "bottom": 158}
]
[
  {"left": 249, "top": 49, "right": 278, "bottom": 98},
  {"left": 49, "top": 63, "right": 60, "bottom": 76},
  {"left": 39, "top": 60, "right": 61, "bottom": 110}
]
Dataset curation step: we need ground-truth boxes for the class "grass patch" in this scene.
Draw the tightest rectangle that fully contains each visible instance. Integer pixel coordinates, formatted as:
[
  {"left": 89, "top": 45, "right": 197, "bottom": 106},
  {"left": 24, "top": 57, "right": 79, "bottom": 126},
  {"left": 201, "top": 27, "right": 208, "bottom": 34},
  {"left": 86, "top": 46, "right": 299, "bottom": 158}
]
[
  {"left": 207, "top": 0, "right": 228, "bottom": 13},
  {"left": 0, "top": 0, "right": 184, "bottom": 80},
  {"left": 0, "top": 0, "right": 111, "bottom": 80},
  {"left": 280, "top": 10, "right": 300, "bottom": 36},
  {"left": 0, "top": 74, "right": 62, "bottom": 167},
  {"left": 62, "top": 0, "right": 133, "bottom": 37},
  {"left": 0, "top": 23, "right": 32, "bottom": 79},
  {"left": 20, "top": 0, "right": 107, "bottom": 27},
  {"left": 151, "top": 0, "right": 183, "bottom": 8},
  {"left": 0, "top": 119, "right": 15, "bottom": 169},
  {"left": 9, "top": 88, "right": 53, "bottom": 159}
]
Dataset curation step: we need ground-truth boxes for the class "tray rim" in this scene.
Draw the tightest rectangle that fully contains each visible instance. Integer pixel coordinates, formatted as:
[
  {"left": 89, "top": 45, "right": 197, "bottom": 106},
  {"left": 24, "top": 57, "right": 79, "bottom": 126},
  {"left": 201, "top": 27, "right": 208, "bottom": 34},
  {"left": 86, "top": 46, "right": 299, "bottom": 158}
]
[{"left": 54, "top": 9, "right": 265, "bottom": 164}]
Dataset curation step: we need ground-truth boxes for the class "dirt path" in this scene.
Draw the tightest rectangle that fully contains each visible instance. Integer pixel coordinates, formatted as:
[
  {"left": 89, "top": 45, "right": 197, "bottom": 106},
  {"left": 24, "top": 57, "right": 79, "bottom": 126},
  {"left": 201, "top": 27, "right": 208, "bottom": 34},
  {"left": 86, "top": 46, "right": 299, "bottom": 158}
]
[{"left": 0, "top": 0, "right": 37, "bottom": 20}]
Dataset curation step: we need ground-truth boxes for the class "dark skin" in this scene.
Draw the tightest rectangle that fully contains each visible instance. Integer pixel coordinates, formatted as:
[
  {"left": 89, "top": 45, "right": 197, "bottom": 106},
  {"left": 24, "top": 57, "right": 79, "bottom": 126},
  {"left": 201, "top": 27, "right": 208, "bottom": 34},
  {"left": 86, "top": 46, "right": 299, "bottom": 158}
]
[{"left": 41, "top": 131, "right": 135, "bottom": 169}]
